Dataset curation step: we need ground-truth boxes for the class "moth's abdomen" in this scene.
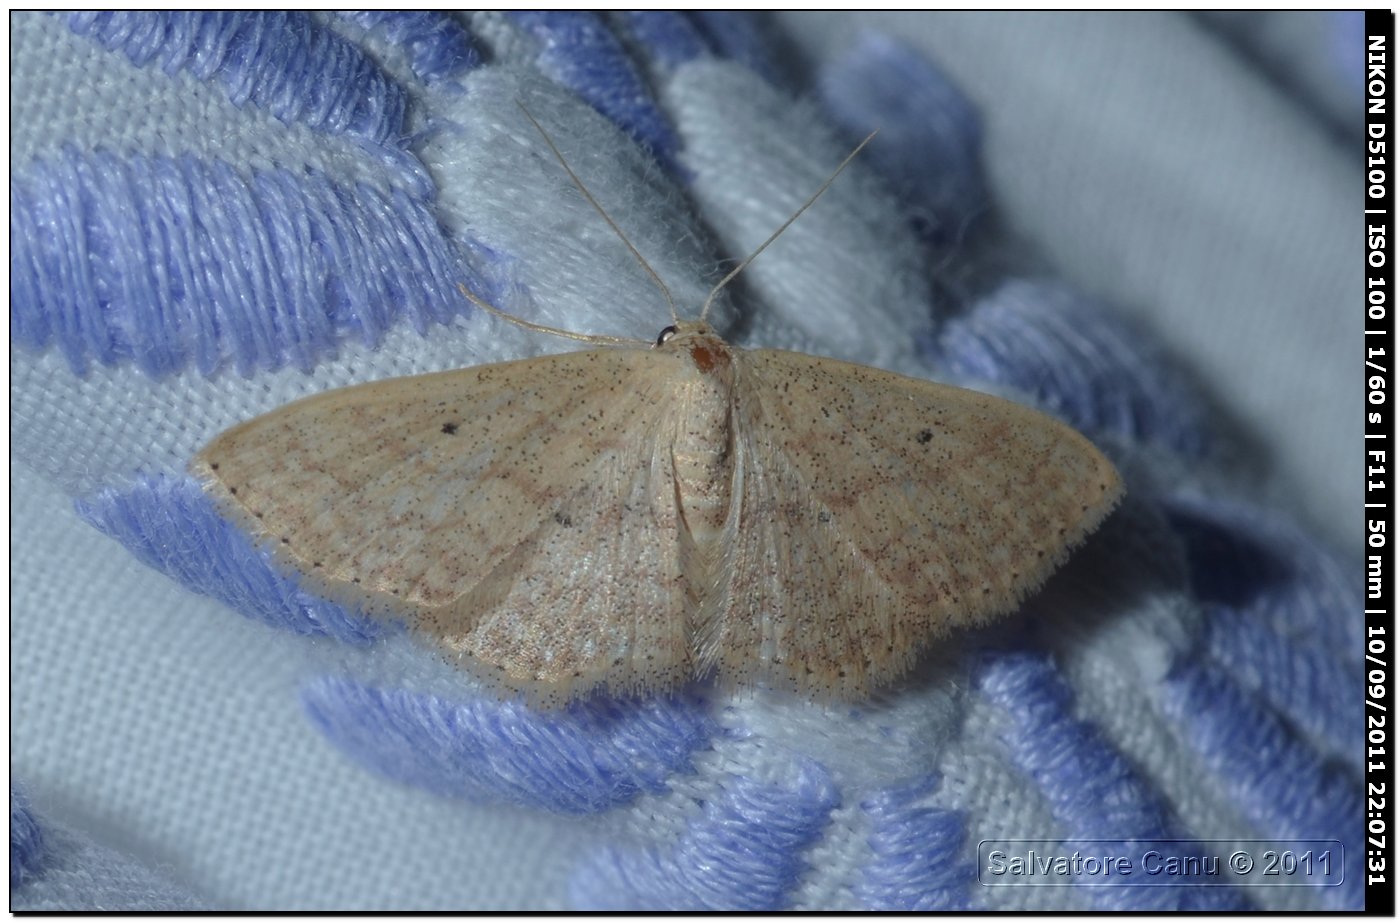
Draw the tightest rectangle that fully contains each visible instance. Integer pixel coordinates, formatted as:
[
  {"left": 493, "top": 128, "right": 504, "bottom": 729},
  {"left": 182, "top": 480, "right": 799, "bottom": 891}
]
[{"left": 667, "top": 342, "right": 737, "bottom": 554}]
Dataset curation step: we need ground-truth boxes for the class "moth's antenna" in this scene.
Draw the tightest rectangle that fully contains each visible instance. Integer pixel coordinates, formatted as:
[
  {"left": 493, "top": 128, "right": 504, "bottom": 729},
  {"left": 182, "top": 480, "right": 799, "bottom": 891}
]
[
  {"left": 457, "top": 284, "right": 649, "bottom": 347},
  {"left": 517, "top": 102, "right": 680, "bottom": 326},
  {"left": 699, "top": 129, "right": 879, "bottom": 323}
]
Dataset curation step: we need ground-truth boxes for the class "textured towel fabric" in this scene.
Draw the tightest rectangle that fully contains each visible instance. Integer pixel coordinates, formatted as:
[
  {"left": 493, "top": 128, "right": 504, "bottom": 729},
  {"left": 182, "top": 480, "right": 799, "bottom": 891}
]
[{"left": 11, "top": 12, "right": 1360, "bottom": 910}]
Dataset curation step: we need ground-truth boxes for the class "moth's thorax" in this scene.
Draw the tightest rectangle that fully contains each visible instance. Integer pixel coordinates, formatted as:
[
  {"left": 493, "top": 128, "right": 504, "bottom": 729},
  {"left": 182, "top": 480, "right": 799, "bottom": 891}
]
[{"left": 657, "top": 322, "right": 736, "bottom": 548}]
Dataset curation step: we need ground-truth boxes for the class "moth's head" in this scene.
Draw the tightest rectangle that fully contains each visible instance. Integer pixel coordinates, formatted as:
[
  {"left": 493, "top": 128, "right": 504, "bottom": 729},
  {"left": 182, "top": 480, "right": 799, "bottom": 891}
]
[
  {"left": 653, "top": 320, "right": 717, "bottom": 348},
  {"left": 653, "top": 321, "right": 731, "bottom": 374}
]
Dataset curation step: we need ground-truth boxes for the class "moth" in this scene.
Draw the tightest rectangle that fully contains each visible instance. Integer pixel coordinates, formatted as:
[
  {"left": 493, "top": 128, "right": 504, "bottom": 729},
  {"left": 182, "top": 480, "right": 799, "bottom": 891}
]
[{"left": 193, "top": 110, "right": 1122, "bottom": 706}]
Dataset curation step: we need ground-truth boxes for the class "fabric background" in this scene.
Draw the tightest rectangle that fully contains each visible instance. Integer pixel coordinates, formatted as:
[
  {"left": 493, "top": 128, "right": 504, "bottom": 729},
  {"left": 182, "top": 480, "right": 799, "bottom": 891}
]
[{"left": 11, "top": 12, "right": 1362, "bottom": 909}]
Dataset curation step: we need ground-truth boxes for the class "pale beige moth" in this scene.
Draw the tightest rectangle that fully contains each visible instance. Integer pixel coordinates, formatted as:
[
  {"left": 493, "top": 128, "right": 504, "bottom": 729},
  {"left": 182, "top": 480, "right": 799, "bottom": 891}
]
[{"left": 194, "top": 117, "right": 1122, "bottom": 707}]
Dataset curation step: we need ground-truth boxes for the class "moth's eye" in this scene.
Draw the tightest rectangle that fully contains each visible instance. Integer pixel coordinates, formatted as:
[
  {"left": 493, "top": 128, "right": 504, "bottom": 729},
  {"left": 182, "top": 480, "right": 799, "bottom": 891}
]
[{"left": 655, "top": 325, "right": 678, "bottom": 347}]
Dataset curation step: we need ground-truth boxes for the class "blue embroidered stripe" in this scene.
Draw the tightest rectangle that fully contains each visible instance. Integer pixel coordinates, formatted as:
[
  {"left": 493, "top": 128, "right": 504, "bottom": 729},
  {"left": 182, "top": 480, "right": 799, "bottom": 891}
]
[
  {"left": 302, "top": 678, "right": 713, "bottom": 815},
  {"left": 507, "top": 11, "right": 680, "bottom": 170},
  {"left": 1162, "top": 659, "right": 1362, "bottom": 910},
  {"left": 66, "top": 11, "right": 406, "bottom": 145},
  {"left": 571, "top": 758, "right": 839, "bottom": 909},
  {"left": 977, "top": 648, "right": 1247, "bottom": 910},
  {"left": 76, "top": 476, "right": 380, "bottom": 643},
  {"left": 856, "top": 776, "right": 975, "bottom": 911},
  {"left": 685, "top": 12, "right": 779, "bottom": 84},
  {"left": 933, "top": 280, "right": 1214, "bottom": 455},
  {"left": 334, "top": 12, "right": 481, "bottom": 86},
  {"left": 616, "top": 12, "right": 710, "bottom": 71},
  {"left": 9, "top": 787, "right": 47, "bottom": 888},
  {"left": 12, "top": 148, "right": 472, "bottom": 378},
  {"left": 818, "top": 33, "right": 987, "bottom": 249},
  {"left": 1167, "top": 497, "right": 1362, "bottom": 662}
]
